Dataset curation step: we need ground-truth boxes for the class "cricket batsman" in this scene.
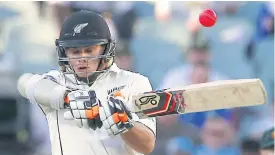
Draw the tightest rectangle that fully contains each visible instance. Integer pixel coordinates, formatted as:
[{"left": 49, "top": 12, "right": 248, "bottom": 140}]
[{"left": 17, "top": 11, "right": 156, "bottom": 155}]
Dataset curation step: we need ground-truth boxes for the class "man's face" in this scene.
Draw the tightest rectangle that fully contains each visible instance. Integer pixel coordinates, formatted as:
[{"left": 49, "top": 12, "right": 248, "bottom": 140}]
[
  {"left": 187, "top": 50, "right": 209, "bottom": 65},
  {"left": 190, "top": 65, "right": 209, "bottom": 84},
  {"left": 262, "top": 17, "right": 274, "bottom": 34},
  {"left": 66, "top": 45, "right": 105, "bottom": 78},
  {"left": 201, "top": 118, "right": 235, "bottom": 150}
]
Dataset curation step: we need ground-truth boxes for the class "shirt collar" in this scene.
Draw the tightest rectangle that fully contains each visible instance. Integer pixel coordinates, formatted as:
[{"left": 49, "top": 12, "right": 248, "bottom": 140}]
[{"left": 109, "top": 63, "right": 121, "bottom": 73}]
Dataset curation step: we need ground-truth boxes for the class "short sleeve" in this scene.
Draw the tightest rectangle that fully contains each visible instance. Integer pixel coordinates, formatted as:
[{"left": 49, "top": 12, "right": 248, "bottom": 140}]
[
  {"left": 128, "top": 75, "right": 156, "bottom": 137},
  {"left": 42, "top": 70, "right": 63, "bottom": 84}
]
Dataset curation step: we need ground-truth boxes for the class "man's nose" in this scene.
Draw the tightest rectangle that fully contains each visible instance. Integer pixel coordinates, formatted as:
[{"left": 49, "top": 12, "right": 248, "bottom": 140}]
[
  {"left": 78, "top": 50, "right": 88, "bottom": 62},
  {"left": 81, "top": 49, "right": 87, "bottom": 57}
]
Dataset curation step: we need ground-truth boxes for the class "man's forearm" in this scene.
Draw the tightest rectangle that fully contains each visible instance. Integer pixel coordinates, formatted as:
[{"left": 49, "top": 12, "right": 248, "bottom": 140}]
[
  {"left": 121, "top": 122, "right": 155, "bottom": 155},
  {"left": 17, "top": 73, "right": 68, "bottom": 110}
]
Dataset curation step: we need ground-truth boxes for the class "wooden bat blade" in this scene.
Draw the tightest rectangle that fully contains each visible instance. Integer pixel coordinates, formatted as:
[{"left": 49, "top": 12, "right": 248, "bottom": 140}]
[{"left": 133, "top": 78, "right": 267, "bottom": 118}]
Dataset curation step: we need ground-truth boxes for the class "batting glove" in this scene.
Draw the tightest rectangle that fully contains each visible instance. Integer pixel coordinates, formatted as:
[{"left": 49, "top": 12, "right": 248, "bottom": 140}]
[
  {"left": 63, "top": 90, "right": 103, "bottom": 130},
  {"left": 99, "top": 92, "right": 139, "bottom": 137}
]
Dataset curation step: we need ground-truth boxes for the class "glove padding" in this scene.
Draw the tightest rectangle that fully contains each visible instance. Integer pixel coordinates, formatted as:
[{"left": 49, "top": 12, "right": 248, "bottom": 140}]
[
  {"left": 99, "top": 92, "right": 138, "bottom": 137},
  {"left": 63, "top": 90, "right": 103, "bottom": 130}
]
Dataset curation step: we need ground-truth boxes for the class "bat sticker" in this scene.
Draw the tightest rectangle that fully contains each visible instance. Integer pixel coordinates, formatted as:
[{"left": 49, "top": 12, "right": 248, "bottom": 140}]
[
  {"left": 134, "top": 94, "right": 161, "bottom": 111},
  {"left": 139, "top": 95, "right": 158, "bottom": 106}
]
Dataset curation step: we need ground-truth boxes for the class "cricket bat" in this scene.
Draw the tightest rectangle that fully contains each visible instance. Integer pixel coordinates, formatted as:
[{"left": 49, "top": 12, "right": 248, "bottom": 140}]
[{"left": 132, "top": 78, "right": 267, "bottom": 118}]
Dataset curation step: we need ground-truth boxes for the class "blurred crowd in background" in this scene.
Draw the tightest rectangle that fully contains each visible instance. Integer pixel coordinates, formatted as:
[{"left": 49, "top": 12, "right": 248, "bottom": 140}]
[{"left": 0, "top": 1, "right": 274, "bottom": 155}]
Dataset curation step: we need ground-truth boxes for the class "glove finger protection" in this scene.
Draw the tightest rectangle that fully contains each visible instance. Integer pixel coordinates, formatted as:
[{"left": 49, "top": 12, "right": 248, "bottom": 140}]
[
  {"left": 64, "top": 90, "right": 102, "bottom": 130},
  {"left": 99, "top": 93, "right": 134, "bottom": 137}
]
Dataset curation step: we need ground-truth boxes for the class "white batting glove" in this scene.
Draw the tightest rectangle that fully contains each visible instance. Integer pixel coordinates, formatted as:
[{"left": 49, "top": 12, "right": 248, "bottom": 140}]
[
  {"left": 63, "top": 90, "right": 103, "bottom": 130},
  {"left": 99, "top": 92, "right": 139, "bottom": 137}
]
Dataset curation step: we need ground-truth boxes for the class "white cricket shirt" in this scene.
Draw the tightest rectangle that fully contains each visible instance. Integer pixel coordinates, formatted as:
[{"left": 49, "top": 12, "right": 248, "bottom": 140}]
[{"left": 38, "top": 63, "right": 156, "bottom": 155}]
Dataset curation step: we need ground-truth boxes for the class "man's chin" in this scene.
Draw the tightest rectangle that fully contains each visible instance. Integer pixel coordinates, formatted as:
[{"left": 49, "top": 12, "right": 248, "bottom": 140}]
[
  {"left": 74, "top": 69, "right": 94, "bottom": 77},
  {"left": 76, "top": 73, "right": 90, "bottom": 78}
]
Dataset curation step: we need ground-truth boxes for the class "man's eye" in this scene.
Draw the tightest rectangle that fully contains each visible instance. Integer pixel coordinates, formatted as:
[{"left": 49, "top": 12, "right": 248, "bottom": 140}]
[
  {"left": 87, "top": 50, "right": 93, "bottom": 53},
  {"left": 73, "top": 50, "right": 80, "bottom": 54}
]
